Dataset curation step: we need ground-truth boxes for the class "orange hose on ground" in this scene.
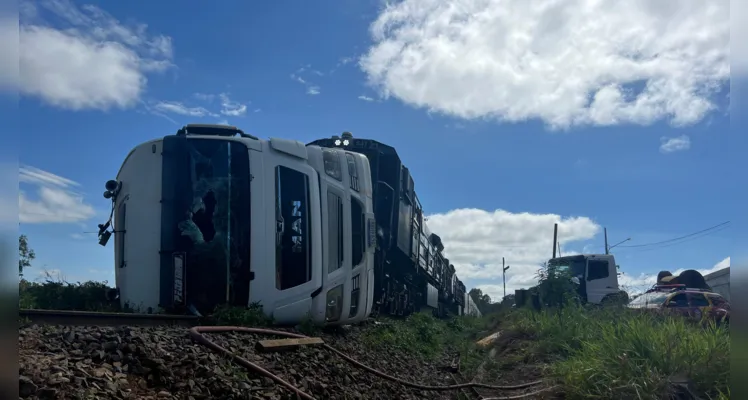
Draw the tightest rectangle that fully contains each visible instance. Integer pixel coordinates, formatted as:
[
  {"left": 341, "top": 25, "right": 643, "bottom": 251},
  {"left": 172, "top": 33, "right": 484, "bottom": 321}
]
[{"left": 189, "top": 326, "right": 556, "bottom": 400}]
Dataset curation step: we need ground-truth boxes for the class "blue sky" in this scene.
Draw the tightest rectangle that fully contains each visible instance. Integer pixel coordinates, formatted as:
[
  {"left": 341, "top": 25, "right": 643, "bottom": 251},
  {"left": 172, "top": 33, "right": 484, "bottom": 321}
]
[{"left": 7, "top": 0, "right": 738, "bottom": 300}]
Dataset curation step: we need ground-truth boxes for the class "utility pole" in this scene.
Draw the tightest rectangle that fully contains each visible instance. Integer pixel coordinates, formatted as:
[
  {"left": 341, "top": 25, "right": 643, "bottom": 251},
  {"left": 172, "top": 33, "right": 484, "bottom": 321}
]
[
  {"left": 552, "top": 223, "right": 558, "bottom": 259},
  {"left": 502, "top": 257, "right": 510, "bottom": 298},
  {"left": 604, "top": 227, "right": 609, "bottom": 255}
]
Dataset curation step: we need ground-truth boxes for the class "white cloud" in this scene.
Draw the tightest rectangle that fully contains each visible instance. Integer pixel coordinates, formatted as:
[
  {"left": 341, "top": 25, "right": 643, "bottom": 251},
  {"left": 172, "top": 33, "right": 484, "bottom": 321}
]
[
  {"left": 153, "top": 101, "right": 217, "bottom": 117},
  {"left": 219, "top": 93, "right": 247, "bottom": 116},
  {"left": 307, "top": 86, "right": 321, "bottom": 95},
  {"left": 152, "top": 93, "right": 248, "bottom": 119},
  {"left": 17, "top": 0, "right": 174, "bottom": 110},
  {"left": 360, "top": 0, "right": 729, "bottom": 129},
  {"left": 659, "top": 135, "right": 691, "bottom": 153},
  {"left": 193, "top": 93, "right": 216, "bottom": 102},
  {"left": 426, "top": 208, "right": 600, "bottom": 296},
  {"left": 358, "top": 95, "right": 375, "bottom": 102},
  {"left": 19, "top": 165, "right": 96, "bottom": 224},
  {"left": 291, "top": 66, "right": 323, "bottom": 95}
]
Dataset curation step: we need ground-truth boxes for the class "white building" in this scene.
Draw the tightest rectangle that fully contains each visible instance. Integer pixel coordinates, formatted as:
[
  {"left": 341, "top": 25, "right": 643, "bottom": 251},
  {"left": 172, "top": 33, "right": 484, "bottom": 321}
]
[{"left": 704, "top": 267, "right": 730, "bottom": 302}]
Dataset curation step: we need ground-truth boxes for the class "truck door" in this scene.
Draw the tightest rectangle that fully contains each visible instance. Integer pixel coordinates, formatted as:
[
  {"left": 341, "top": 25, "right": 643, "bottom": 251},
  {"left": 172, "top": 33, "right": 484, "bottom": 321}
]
[
  {"left": 585, "top": 258, "right": 615, "bottom": 303},
  {"left": 264, "top": 156, "right": 323, "bottom": 323}
]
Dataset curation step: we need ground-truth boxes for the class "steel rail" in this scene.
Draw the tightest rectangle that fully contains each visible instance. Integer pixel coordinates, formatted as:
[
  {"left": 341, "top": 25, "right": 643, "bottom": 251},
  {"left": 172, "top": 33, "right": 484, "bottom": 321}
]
[{"left": 19, "top": 309, "right": 199, "bottom": 327}]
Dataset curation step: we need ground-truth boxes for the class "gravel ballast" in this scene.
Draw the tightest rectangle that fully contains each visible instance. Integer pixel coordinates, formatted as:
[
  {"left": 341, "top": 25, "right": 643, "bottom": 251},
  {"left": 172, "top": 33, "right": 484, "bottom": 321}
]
[{"left": 19, "top": 323, "right": 462, "bottom": 400}]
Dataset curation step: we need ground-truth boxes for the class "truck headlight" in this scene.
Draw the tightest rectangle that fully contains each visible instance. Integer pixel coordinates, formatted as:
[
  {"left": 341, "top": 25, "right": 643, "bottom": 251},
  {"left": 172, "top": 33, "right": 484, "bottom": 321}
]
[{"left": 326, "top": 285, "right": 344, "bottom": 322}]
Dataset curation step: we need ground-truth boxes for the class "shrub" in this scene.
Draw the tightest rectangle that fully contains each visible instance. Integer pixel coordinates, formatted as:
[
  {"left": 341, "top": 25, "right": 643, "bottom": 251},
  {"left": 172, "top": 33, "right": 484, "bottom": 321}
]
[{"left": 19, "top": 278, "right": 120, "bottom": 312}]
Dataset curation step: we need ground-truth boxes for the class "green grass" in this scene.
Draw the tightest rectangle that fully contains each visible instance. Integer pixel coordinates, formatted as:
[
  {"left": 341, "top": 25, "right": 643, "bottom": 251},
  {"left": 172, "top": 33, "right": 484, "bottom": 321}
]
[
  {"left": 501, "top": 305, "right": 730, "bottom": 400},
  {"left": 210, "top": 302, "right": 274, "bottom": 327},
  {"left": 360, "top": 312, "right": 490, "bottom": 375}
]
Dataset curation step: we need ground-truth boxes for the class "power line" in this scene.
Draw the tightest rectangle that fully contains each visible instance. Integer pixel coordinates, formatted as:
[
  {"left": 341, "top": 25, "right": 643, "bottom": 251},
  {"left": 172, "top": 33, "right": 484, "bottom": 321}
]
[
  {"left": 617, "top": 221, "right": 730, "bottom": 248},
  {"left": 616, "top": 223, "right": 730, "bottom": 254}
]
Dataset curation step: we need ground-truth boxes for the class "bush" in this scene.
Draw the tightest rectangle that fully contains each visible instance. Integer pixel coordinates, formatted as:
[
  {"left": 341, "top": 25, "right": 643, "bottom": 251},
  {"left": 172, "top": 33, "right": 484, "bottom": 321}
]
[{"left": 19, "top": 278, "right": 121, "bottom": 312}]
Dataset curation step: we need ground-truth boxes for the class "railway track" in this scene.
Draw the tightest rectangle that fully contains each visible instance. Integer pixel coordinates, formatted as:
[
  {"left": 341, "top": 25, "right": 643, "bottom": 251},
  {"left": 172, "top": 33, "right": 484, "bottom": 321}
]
[{"left": 19, "top": 308, "right": 199, "bottom": 327}]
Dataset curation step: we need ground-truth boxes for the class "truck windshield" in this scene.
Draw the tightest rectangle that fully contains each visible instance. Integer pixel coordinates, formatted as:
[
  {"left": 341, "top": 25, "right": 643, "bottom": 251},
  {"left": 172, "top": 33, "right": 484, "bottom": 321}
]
[
  {"left": 165, "top": 137, "right": 252, "bottom": 311},
  {"left": 548, "top": 256, "right": 587, "bottom": 277}
]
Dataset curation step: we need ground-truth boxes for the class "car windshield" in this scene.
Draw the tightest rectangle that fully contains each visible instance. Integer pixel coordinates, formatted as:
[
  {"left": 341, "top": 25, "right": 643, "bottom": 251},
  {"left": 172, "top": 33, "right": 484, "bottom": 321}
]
[
  {"left": 630, "top": 292, "right": 669, "bottom": 306},
  {"left": 548, "top": 256, "right": 587, "bottom": 277}
]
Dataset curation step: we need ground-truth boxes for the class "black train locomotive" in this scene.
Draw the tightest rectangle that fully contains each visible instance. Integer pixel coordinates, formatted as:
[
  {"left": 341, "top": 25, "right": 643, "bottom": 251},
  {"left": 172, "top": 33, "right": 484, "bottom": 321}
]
[{"left": 309, "top": 132, "right": 467, "bottom": 318}]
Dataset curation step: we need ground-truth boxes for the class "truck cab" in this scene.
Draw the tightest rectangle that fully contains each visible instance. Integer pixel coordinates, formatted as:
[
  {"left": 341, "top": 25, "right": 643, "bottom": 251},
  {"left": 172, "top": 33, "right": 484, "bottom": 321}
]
[
  {"left": 547, "top": 254, "right": 626, "bottom": 304},
  {"left": 102, "top": 124, "right": 375, "bottom": 326}
]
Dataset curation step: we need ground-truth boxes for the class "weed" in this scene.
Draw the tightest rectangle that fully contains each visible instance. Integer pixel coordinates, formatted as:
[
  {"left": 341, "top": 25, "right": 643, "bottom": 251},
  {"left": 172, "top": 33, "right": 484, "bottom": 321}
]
[
  {"left": 296, "top": 313, "right": 321, "bottom": 336},
  {"left": 211, "top": 302, "right": 273, "bottom": 327},
  {"left": 361, "top": 311, "right": 489, "bottom": 375}
]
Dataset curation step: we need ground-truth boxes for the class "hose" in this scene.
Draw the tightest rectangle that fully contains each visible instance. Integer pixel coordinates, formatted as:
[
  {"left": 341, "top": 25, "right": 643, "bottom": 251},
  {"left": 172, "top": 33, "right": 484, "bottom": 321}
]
[{"left": 189, "top": 326, "right": 552, "bottom": 400}]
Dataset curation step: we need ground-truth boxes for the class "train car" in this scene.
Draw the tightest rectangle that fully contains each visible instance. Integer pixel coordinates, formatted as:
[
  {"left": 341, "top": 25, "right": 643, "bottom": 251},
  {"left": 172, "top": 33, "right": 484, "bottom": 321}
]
[
  {"left": 95, "top": 124, "right": 376, "bottom": 326},
  {"left": 464, "top": 292, "right": 482, "bottom": 317},
  {"left": 308, "top": 132, "right": 468, "bottom": 318}
]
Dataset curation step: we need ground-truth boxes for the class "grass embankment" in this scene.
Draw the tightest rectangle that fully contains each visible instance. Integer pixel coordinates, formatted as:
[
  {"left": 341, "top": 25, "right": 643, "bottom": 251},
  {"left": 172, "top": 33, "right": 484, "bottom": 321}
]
[{"left": 495, "top": 305, "right": 730, "bottom": 400}]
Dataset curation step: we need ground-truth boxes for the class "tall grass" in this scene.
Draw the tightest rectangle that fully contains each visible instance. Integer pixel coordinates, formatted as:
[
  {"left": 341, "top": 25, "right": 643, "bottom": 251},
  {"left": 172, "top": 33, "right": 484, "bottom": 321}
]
[
  {"left": 505, "top": 306, "right": 729, "bottom": 399},
  {"left": 361, "top": 312, "right": 488, "bottom": 373}
]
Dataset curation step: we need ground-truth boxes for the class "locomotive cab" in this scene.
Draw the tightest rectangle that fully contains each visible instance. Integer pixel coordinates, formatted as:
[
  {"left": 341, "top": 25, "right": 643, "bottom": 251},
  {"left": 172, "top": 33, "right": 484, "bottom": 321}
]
[{"left": 98, "top": 124, "right": 374, "bottom": 326}]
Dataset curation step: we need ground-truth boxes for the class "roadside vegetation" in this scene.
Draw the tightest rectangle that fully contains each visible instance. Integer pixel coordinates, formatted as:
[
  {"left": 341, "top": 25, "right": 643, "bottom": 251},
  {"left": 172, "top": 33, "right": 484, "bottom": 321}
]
[
  {"left": 17, "top": 233, "right": 729, "bottom": 399},
  {"left": 479, "top": 263, "right": 730, "bottom": 400},
  {"left": 19, "top": 277, "right": 121, "bottom": 312}
]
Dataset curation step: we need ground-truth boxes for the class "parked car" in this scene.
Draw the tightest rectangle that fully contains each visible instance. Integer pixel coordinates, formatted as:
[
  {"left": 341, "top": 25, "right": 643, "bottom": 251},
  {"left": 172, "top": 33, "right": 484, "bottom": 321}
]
[{"left": 628, "top": 284, "right": 730, "bottom": 324}]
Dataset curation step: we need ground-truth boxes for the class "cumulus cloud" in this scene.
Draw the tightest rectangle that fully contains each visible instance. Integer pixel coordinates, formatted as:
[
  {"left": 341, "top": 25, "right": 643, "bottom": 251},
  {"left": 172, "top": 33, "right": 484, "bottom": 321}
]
[
  {"left": 659, "top": 135, "right": 691, "bottom": 153},
  {"left": 19, "top": 165, "right": 96, "bottom": 224},
  {"left": 358, "top": 95, "right": 376, "bottom": 102},
  {"left": 360, "top": 0, "right": 729, "bottom": 129},
  {"left": 426, "top": 208, "right": 600, "bottom": 297},
  {"left": 17, "top": 0, "right": 174, "bottom": 111}
]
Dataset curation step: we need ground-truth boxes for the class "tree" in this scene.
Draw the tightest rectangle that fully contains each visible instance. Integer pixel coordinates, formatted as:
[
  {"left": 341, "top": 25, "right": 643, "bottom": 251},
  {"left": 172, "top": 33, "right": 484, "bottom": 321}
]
[{"left": 19, "top": 234, "right": 35, "bottom": 277}]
